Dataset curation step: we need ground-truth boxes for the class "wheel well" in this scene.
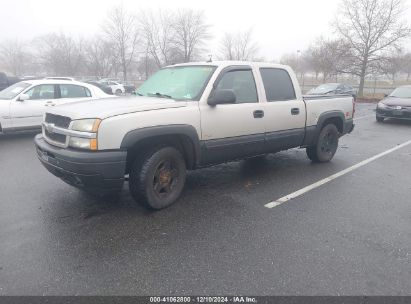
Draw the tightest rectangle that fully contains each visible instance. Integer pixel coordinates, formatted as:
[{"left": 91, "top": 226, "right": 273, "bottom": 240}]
[
  {"left": 125, "top": 134, "right": 196, "bottom": 173},
  {"left": 322, "top": 116, "right": 343, "bottom": 134}
]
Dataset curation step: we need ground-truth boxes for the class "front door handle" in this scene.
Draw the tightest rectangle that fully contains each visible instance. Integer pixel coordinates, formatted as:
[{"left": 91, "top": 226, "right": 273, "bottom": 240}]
[
  {"left": 291, "top": 108, "right": 300, "bottom": 115},
  {"left": 45, "top": 101, "right": 56, "bottom": 107},
  {"left": 253, "top": 110, "right": 264, "bottom": 118}
]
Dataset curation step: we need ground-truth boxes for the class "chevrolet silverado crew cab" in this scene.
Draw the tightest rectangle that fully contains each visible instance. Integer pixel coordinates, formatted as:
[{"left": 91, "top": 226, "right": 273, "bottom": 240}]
[{"left": 34, "top": 61, "right": 355, "bottom": 210}]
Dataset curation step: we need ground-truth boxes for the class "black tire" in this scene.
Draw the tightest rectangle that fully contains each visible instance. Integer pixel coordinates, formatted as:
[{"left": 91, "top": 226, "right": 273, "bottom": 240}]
[
  {"left": 376, "top": 116, "right": 384, "bottom": 123},
  {"left": 115, "top": 89, "right": 122, "bottom": 95},
  {"left": 129, "top": 146, "right": 186, "bottom": 210},
  {"left": 306, "top": 124, "right": 339, "bottom": 163}
]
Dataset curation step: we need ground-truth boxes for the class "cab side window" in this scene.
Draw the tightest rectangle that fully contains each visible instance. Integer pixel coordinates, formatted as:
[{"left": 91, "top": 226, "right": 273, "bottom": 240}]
[
  {"left": 215, "top": 70, "right": 258, "bottom": 104},
  {"left": 260, "top": 68, "right": 296, "bottom": 101},
  {"left": 59, "top": 84, "right": 91, "bottom": 98},
  {"left": 25, "top": 84, "right": 56, "bottom": 100}
]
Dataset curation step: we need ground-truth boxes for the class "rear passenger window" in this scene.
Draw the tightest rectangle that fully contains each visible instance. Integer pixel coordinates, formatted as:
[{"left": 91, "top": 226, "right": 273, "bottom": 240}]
[
  {"left": 216, "top": 70, "right": 258, "bottom": 103},
  {"left": 260, "top": 68, "right": 296, "bottom": 101},
  {"left": 60, "top": 84, "right": 91, "bottom": 98}
]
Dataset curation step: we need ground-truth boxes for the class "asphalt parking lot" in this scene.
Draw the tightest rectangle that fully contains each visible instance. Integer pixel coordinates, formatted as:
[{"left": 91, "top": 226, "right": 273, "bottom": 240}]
[{"left": 0, "top": 103, "right": 410, "bottom": 296}]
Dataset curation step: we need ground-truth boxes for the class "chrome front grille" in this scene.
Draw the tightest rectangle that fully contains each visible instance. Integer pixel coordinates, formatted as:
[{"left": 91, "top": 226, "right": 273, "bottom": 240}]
[
  {"left": 45, "top": 113, "right": 71, "bottom": 128},
  {"left": 43, "top": 113, "right": 71, "bottom": 147},
  {"left": 44, "top": 129, "right": 66, "bottom": 144}
]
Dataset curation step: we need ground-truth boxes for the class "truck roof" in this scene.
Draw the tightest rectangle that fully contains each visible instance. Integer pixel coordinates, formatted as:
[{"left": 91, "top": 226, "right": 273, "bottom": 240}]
[{"left": 169, "top": 61, "right": 291, "bottom": 70}]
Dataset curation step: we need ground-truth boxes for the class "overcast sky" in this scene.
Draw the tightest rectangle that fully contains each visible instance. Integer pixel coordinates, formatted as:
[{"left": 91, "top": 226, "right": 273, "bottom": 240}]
[{"left": 1, "top": 0, "right": 410, "bottom": 60}]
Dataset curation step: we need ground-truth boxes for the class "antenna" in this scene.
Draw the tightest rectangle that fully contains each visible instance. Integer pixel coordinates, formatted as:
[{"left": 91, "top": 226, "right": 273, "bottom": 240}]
[{"left": 207, "top": 54, "right": 213, "bottom": 63}]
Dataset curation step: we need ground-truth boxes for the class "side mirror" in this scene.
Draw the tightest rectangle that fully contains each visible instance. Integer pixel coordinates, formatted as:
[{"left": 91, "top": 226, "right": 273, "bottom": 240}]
[
  {"left": 207, "top": 89, "right": 236, "bottom": 106},
  {"left": 383, "top": 93, "right": 388, "bottom": 98},
  {"left": 18, "top": 93, "right": 30, "bottom": 101}
]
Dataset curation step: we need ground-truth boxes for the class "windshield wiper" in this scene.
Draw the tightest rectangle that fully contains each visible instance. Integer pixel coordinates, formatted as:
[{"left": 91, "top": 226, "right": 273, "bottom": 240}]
[{"left": 148, "top": 92, "right": 173, "bottom": 99}]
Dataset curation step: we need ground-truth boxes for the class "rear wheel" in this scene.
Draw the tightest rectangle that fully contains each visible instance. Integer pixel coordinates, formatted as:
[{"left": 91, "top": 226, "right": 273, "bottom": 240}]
[
  {"left": 129, "top": 147, "right": 186, "bottom": 210},
  {"left": 306, "top": 124, "right": 339, "bottom": 163},
  {"left": 376, "top": 116, "right": 384, "bottom": 123}
]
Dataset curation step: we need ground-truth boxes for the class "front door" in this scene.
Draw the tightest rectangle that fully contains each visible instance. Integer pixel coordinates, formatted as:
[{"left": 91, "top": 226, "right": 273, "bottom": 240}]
[
  {"left": 199, "top": 66, "right": 266, "bottom": 164},
  {"left": 10, "top": 84, "right": 57, "bottom": 129}
]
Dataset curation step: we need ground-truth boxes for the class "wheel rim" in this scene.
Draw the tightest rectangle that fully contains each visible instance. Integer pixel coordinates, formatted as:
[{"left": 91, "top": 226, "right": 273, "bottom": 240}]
[
  {"left": 152, "top": 159, "right": 179, "bottom": 199},
  {"left": 320, "top": 130, "right": 336, "bottom": 155}
]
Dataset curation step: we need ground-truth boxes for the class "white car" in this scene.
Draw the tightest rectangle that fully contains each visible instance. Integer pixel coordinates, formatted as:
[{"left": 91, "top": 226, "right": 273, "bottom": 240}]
[
  {"left": 0, "top": 79, "right": 112, "bottom": 133},
  {"left": 99, "top": 80, "right": 125, "bottom": 95}
]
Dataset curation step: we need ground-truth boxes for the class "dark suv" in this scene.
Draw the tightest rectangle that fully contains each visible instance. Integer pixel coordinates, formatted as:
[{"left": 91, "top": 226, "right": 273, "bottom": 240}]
[{"left": 0, "top": 72, "right": 20, "bottom": 91}]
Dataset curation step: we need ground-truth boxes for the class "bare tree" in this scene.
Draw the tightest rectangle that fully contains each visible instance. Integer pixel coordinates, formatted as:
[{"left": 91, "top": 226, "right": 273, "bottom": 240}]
[
  {"left": 140, "top": 9, "right": 177, "bottom": 68},
  {"left": 334, "top": 0, "right": 411, "bottom": 97},
  {"left": 103, "top": 5, "right": 140, "bottom": 81},
  {"left": 137, "top": 55, "right": 158, "bottom": 80},
  {"left": 0, "top": 40, "right": 28, "bottom": 76},
  {"left": 280, "top": 53, "right": 299, "bottom": 72},
  {"left": 35, "top": 32, "right": 85, "bottom": 76},
  {"left": 220, "top": 28, "right": 259, "bottom": 61},
  {"left": 280, "top": 51, "right": 310, "bottom": 82},
  {"left": 305, "top": 37, "right": 351, "bottom": 82},
  {"left": 378, "top": 49, "right": 404, "bottom": 83},
  {"left": 400, "top": 52, "right": 411, "bottom": 81},
  {"left": 83, "top": 37, "right": 116, "bottom": 78},
  {"left": 172, "top": 9, "right": 210, "bottom": 62}
]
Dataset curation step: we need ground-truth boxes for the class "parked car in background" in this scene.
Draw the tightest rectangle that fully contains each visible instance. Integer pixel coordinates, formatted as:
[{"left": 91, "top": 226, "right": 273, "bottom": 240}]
[
  {"left": 123, "top": 82, "right": 136, "bottom": 94},
  {"left": 307, "top": 83, "right": 357, "bottom": 100},
  {"left": 84, "top": 81, "right": 113, "bottom": 95},
  {"left": 0, "top": 79, "right": 112, "bottom": 133},
  {"left": 0, "top": 72, "right": 21, "bottom": 91},
  {"left": 35, "top": 61, "right": 355, "bottom": 210},
  {"left": 99, "top": 80, "right": 125, "bottom": 95},
  {"left": 376, "top": 85, "right": 411, "bottom": 122}
]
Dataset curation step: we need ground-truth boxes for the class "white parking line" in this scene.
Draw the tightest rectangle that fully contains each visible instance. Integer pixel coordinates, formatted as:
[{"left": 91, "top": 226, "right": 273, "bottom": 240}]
[{"left": 265, "top": 138, "right": 411, "bottom": 209}]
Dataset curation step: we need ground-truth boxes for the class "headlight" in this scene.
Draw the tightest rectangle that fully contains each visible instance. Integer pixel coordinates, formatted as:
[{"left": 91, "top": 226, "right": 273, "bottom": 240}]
[
  {"left": 69, "top": 119, "right": 100, "bottom": 150},
  {"left": 69, "top": 137, "right": 98, "bottom": 150},
  {"left": 71, "top": 119, "right": 101, "bottom": 132}
]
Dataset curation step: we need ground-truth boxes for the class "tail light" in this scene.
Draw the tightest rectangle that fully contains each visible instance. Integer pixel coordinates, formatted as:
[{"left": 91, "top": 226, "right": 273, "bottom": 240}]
[{"left": 352, "top": 99, "right": 356, "bottom": 118}]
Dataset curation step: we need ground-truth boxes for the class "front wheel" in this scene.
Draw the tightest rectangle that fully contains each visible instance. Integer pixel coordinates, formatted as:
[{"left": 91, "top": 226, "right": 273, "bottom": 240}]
[
  {"left": 376, "top": 116, "right": 384, "bottom": 123},
  {"left": 129, "top": 147, "right": 186, "bottom": 210},
  {"left": 306, "top": 124, "right": 339, "bottom": 163},
  {"left": 115, "top": 89, "right": 122, "bottom": 95}
]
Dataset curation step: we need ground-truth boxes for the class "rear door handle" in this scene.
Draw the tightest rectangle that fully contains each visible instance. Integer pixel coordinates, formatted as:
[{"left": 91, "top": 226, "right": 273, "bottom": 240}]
[
  {"left": 291, "top": 108, "right": 300, "bottom": 115},
  {"left": 253, "top": 110, "right": 264, "bottom": 118}
]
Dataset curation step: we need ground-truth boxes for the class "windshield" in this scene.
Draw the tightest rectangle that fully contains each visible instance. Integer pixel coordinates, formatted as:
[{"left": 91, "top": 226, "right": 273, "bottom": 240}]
[
  {"left": 0, "top": 82, "right": 31, "bottom": 100},
  {"left": 136, "top": 65, "right": 216, "bottom": 101},
  {"left": 389, "top": 87, "right": 411, "bottom": 98},
  {"left": 310, "top": 83, "right": 339, "bottom": 94}
]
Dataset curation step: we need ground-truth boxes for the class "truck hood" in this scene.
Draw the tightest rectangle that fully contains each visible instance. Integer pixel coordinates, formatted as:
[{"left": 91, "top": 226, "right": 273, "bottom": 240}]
[{"left": 46, "top": 96, "right": 188, "bottom": 120}]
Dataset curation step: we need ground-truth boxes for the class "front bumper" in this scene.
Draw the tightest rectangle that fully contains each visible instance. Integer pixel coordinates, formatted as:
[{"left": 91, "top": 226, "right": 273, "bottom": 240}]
[
  {"left": 376, "top": 107, "right": 411, "bottom": 120},
  {"left": 343, "top": 119, "right": 355, "bottom": 135},
  {"left": 34, "top": 134, "right": 127, "bottom": 194}
]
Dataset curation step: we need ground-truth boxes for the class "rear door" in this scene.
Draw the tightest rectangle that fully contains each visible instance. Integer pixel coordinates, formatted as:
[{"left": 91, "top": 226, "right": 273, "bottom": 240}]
[
  {"left": 199, "top": 66, "right": 266, "bottom": 164},
  {"left": 10, "top": 84, "right": 57, "bottom": 129},
  {"left": 56, "top": 84, "right": 93, "bottom": 105},
  {"left": 259, "top": 68, "right": 306, "bottom": 152}
]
